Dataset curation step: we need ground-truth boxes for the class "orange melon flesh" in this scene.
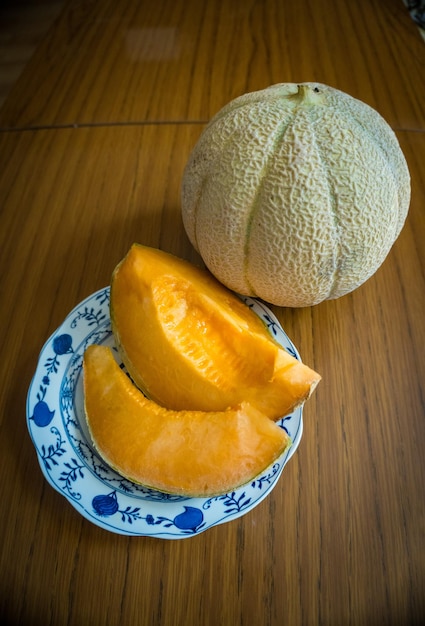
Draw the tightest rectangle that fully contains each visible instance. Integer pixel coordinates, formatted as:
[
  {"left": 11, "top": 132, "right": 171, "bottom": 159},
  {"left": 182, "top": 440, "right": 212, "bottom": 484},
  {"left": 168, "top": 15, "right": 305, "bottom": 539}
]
[
  {"left": 83, "top": 345, "right": 291, "bottom": 497},
  {"left": 110, "top": 244, "right": 321, "bottom": 419}
]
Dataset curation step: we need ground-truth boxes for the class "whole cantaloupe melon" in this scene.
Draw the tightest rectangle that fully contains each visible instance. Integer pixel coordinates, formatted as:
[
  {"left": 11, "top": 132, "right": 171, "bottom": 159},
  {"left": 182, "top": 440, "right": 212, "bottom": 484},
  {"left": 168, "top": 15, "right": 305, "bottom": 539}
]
[{"left": 181, "top": 83, "right": 410, "bottom": 307}]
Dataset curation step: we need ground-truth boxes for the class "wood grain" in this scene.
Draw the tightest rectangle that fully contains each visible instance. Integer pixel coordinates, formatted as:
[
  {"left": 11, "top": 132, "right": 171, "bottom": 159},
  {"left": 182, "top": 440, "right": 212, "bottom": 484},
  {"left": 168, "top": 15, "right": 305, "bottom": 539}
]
[
  {"left": 0, "top": 0, "right": 424, "bottom": 130},
  {"left": 0, "top": 0, "right": 65, "bottom": 109},
  {"left": 0, "top": 0, "right": 424, "bottom": 625}
]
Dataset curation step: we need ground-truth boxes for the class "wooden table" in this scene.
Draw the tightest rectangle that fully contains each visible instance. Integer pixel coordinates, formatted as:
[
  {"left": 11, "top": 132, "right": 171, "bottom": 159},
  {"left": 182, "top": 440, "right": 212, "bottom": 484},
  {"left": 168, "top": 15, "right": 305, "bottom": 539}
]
[{"left": 1, "top": 1, "right": 424, "bottom": 624}]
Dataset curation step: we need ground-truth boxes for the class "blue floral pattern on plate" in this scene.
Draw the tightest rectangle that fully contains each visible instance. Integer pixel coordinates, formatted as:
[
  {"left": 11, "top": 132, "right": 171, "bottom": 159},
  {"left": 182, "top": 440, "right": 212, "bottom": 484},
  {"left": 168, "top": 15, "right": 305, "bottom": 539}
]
[{"left": 26, "top": 288, "right": 303, "bottom": 538}]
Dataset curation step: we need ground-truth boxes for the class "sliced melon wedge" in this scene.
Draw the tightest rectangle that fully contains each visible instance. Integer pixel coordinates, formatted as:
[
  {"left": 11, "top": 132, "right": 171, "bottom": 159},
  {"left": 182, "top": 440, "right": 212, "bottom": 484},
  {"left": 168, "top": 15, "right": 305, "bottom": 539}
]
[
  {"left": 83, "top": 345, "right": 291, "bottom": 497},
  {"left": 110, "top": 244, "right": 321, "bottom": 419}
]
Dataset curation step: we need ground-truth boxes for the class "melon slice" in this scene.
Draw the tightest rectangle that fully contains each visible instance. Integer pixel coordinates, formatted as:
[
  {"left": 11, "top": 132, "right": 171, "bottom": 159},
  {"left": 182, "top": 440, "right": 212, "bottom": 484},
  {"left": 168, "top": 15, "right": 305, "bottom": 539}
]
[
  {"left": 83, "top": 345, "right": 291, "bottom": 497},
  {"left": 110, "top": 244, "right": 320, "bottom": 419}
]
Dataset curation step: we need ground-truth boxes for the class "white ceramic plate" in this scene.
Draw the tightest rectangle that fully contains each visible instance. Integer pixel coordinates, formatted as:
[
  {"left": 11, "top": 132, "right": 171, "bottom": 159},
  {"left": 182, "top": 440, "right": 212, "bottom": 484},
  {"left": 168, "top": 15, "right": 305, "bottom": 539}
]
[{"left": 26, "top": 287, "right": 303, "bottom": 538}]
